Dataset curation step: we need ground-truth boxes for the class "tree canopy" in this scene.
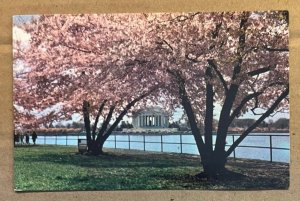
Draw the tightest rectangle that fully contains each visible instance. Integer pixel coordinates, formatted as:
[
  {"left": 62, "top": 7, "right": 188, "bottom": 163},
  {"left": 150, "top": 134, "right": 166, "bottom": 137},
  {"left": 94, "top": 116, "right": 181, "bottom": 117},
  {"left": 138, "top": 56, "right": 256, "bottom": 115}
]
[{"left": 14, "top": 14, "right": 167, "bottom": 128}]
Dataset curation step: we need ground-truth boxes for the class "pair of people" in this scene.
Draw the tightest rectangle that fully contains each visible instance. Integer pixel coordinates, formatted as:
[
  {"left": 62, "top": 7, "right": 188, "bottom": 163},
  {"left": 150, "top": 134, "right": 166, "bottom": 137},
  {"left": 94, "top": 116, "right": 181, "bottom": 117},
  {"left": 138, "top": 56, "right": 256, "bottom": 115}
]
[
  {"left": 24, "top": 131, "right": 38, "bottom": 145},
  {"left": 14, "top": 130, "right": 38, "bottom": 145}
]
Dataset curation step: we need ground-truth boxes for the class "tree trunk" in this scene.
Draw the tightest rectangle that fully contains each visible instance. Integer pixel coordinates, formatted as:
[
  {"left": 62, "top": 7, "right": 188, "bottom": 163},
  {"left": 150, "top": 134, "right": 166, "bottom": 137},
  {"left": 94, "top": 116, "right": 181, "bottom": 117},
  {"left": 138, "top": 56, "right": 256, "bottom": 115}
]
[
  {"left": 198, "top": 150, "right": 227, "bottom": 179},
  {"left": 88, "top": 139, "right": 104, "bottom": 155},
  {"left": 83, "top": 100, "right": 92, "bottom": 151}
]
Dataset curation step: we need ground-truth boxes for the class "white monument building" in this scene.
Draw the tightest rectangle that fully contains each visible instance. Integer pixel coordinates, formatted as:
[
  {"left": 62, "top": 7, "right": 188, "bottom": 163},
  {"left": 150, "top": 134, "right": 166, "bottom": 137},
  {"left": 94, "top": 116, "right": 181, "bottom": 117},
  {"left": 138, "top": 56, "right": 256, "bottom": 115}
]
[
  {"left": 132, "top": 106, "right": 169, "bottom": 129},
  {"left": 123, "top": 106, "right": 178, "bottom": 132}
]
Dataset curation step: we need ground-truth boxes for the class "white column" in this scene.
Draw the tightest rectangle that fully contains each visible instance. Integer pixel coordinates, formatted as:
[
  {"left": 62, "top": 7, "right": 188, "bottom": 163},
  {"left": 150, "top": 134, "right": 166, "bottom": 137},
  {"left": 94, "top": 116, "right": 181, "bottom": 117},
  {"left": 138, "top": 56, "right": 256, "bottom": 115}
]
[
  {"left": 166, "top": 116, "right": 169, "bottom": 128},
  {"left": 159, "top": 115, "right": 161, "bottom": 127},
  {"left": 133, "top": 117, "right": 135, "bottom": 127},
  {"left": 146, "top": 115, "right": 148, "bottom": 127},
  {"left": 151, "top": 116, "right": 154, "bottom": 127}
]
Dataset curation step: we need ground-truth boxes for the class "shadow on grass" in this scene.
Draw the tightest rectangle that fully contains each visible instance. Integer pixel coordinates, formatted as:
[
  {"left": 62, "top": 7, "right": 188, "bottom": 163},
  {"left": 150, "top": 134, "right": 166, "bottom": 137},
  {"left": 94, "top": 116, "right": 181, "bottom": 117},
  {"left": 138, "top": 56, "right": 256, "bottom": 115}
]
[
  {"left": 14, "top": 146, "right": 289, "bottom": 190},
  {"left": 50, "top": 167, "right": 288, "bottom": 190},
  {"left": 16, "top": 150, "right": 201, "bottom": 169}
]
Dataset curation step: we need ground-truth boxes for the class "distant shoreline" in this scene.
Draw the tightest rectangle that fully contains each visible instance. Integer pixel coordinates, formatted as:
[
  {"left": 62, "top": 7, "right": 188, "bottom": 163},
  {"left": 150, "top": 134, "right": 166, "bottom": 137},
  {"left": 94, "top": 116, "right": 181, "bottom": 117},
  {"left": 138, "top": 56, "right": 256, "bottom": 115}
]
[
  {"left": 33, "top": 130, "right": 290, "bottom": 136},
  {"left": 227, "top": 130, "right": 289, "bottom": 134}
]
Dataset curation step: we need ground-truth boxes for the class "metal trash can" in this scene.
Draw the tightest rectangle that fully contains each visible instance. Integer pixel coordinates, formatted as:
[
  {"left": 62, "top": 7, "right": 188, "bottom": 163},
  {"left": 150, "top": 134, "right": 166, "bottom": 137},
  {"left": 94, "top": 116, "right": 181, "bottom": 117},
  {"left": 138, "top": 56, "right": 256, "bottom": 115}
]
[{"left": 78, "top": 139, "right": 87, "bottom": 154}]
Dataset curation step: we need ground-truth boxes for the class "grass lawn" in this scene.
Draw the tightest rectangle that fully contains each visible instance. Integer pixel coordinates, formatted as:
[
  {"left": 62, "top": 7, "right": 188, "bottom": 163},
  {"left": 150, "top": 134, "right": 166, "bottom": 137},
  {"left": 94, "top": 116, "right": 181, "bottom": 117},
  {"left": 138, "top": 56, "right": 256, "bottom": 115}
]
[{"left": 14, "top": 145, "right": 289, "bottom": 191}]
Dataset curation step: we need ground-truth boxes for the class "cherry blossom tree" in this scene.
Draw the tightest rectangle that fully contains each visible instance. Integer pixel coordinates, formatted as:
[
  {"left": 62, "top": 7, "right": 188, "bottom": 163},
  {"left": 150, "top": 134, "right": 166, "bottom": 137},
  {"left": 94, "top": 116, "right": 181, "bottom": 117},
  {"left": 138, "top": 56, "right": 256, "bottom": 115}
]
[
  {"left": 13, "top": 14, "right": 166, "bottom": 154},
  {"left": 150, "top": 11, "right": 289, "bottom": 178}
]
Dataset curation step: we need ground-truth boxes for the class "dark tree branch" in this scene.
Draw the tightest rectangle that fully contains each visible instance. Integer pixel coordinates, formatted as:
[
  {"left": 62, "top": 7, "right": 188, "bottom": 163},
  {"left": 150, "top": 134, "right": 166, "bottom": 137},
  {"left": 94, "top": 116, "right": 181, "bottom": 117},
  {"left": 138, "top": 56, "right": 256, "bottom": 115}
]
[
  {"left": 250, "top": 90, "right": 262, "bottom": 115},
  {"left": 229, "top": 81, "right": 286, "bottom": 124},
  {"left": 96, "top": 105, "right": 115, "bottom": 140},
  {"left": 155, "top": 39, "right": 174, "bottom": 54},
  {"left": 232, "top": 12, "right": 250, "bottom": 80},
  {"left": 124, "top": 59, "right": 149, "bottom": 66},
  {"left": 101, "top": 88, "right": 157, "bottom": 143},
  {"left": 134, "top": 58, "right": 148, "bottom": 65},
  {"left": 166, "top": 68, "right": 206, "bottom": 153},
  {"left": 251, "top": 107, "right": 286, "bottom": 117},
  {"left": 207, "top": 59, "right": 228, "bottom": 93},
  {"left": 166, "top": 12, "right": 200, "bottom": 22},
  {"left": 228, "top": 92, "right": 262, "bottom": 125},
  {"left": 92, "top": 100, "right": 107, "bottom": 140},
  {"left": 212, "top": 22, "right": 222, "bottom": 39},
  {"left": 204, "top": 66, "right": 214, "bottom": 152},
  {"left": 250, "top": 109, "right": 264, "bottom": 115},
  {"left": 249, "top": 84, "right": 260, "bottom": 114},
  {"left": 285, "top": 97, "right": 289, "bottom": 103},
  {"left": 162, "top": 39, "right": 173, "bottom": 51},
  {"left": 209, "top": 21, "right": 223, "bottom": 50},
  {"left": 226, "top": 85, "right": 289, "bottom": 157},
  {"left": 82, "top": 100, "right": 91, "bottom": 146},
  {"left": 166, "top": 68, "right": 177, "bottom": 77},
  {"left": 247, "top": 66, "right": 272, "bottom": 77}
]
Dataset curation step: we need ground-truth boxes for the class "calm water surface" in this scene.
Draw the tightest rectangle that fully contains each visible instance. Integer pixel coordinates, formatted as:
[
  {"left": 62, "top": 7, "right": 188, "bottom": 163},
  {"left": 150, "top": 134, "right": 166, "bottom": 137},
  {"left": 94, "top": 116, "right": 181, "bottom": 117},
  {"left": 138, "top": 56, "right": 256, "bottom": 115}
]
[{"left": 35, "top": 132, "right": 289, "bottom": 163}]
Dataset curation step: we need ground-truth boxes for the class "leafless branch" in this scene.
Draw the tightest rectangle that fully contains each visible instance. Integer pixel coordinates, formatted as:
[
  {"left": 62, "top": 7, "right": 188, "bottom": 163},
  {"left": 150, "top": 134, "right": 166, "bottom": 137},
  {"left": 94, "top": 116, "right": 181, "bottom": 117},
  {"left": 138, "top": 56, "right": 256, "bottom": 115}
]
[{"left": 207, "top": 59, "right": 228, "bottom": 93}]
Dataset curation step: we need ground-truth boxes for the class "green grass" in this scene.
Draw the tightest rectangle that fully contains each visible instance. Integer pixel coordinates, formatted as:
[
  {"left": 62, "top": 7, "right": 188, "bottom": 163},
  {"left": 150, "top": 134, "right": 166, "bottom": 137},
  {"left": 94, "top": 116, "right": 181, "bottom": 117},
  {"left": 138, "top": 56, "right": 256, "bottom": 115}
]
[{"left": 14, "top": 145, "right": 289, "bottom": 191}]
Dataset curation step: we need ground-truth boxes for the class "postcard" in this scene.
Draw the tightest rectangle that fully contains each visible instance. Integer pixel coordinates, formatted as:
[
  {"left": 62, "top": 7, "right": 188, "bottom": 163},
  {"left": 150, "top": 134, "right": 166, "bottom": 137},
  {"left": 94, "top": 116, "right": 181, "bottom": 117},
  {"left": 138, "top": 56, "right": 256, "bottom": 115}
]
[{"left": 12, "top": 11, "right": 289, "bottom": 191}]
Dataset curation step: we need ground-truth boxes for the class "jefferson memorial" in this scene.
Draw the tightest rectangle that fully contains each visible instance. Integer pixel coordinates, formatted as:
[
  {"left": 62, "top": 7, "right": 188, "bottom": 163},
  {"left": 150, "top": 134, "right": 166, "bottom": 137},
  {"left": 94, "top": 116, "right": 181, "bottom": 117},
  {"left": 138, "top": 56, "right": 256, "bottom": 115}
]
[{"left": 132, "top": 107, "right": 169, "bottom": 129}]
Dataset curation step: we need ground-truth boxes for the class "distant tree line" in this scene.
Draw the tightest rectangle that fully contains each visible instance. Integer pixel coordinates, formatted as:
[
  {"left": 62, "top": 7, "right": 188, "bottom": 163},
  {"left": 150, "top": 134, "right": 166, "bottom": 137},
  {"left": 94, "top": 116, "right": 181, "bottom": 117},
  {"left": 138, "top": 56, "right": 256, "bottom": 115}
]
[
  {"left": 230, "top": 118, "right": 289, "bottom": 129},
  {"left": 266, "top": 118, "right": 289, "bottom": 129},
  {"left": 49, "top": 118, "right": 288, "bottom": 132}
]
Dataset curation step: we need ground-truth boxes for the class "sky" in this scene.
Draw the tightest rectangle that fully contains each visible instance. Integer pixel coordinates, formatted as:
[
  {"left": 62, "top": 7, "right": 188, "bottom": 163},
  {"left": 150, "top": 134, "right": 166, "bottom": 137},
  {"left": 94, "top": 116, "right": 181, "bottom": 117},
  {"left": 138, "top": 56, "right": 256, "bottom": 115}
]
[{"left": 13, "top": 15, "right": 37, "bottom": 26}]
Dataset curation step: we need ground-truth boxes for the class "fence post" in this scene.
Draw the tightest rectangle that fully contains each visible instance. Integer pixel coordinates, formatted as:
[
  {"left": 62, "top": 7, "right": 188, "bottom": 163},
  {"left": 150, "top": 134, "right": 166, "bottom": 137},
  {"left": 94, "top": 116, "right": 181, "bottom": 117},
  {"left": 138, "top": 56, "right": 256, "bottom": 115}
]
[
  {"left": 44, "top": 135, "right": 46, "bottom": 145},
  {"left": 55, "top": 135, "right": 57, "bottom": 145},
  {"left": 114, "top": 134, "right": 117, "bottom": 149},
  {"left": 128, "top": 135, "right": 131, "bottom": 150},
  {"left": 161, "top": 134, "right": 163, "bottom": 152},
  {"left": 180, "top": 133, "right": 183, "bottom": 154},
  {"left": 270, "top": 135, "right": 273, "bottom": 162},
  {"left": 143, "top": 134, "right": 146, "bottom": 151},
  {"left": 232, "top": 135, "right": 236, "bottom": 159},
  {"left": 66, "top": 135, "right": 68, "bottom": 146}
]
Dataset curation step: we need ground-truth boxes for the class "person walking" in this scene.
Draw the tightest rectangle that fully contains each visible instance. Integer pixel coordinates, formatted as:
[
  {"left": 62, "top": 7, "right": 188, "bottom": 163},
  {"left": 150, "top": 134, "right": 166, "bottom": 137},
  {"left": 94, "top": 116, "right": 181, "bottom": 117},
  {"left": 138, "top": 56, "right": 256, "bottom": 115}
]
[
  {"left": 14, "top": 130, "right": 20, "bottom": 146},
  {"left": 32, "top": 131, "right": 37, "bottom": 145},
  {"left": 25, "top": 133, "right": 30, "bottom": 145},
  {"left": 20, "top": 132, "right": 24, "bottom": 145}
]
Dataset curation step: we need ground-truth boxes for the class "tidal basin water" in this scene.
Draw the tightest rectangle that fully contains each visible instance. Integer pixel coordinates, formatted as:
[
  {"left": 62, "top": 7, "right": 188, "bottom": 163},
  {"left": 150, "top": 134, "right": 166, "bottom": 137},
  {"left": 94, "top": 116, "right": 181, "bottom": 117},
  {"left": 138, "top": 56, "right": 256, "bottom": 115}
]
[{"left": 35, "top": 132, "right": 289, "bottom": 163}]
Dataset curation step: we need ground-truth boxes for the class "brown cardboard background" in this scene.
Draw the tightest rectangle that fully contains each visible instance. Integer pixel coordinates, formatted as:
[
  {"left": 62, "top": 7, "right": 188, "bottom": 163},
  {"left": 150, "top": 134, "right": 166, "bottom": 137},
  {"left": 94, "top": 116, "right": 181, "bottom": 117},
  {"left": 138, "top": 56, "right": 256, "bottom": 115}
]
[{"left": 0, "top": 0, "right": 299, "bottom": 200}]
